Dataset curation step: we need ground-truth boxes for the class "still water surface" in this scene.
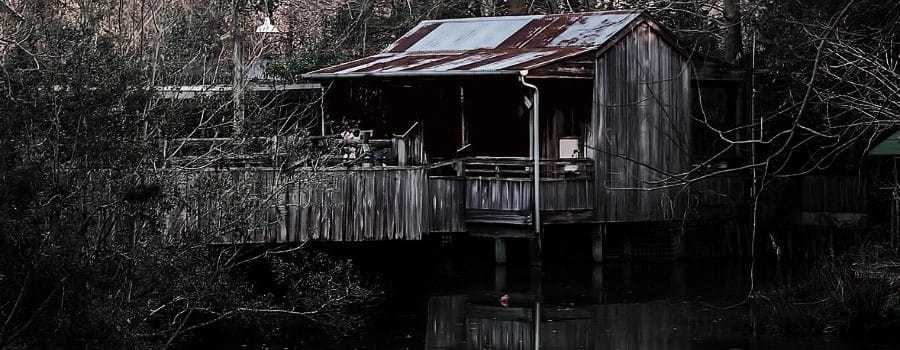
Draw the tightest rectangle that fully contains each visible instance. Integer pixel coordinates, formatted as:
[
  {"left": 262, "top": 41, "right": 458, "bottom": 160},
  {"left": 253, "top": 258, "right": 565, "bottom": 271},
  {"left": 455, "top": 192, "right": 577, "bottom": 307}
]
[{"left": 207, "top": 257, "right": 893, "bottom": 349}]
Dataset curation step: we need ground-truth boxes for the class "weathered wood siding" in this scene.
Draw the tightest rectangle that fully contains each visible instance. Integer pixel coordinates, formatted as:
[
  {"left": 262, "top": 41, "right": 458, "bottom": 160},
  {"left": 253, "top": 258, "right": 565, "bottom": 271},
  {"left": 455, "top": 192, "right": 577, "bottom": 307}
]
[
  {"left": 689, "top": 175, "right": 747, "bottom": 218},
  {"left": 465, "top": 177, "right": 595, "bottom": 225},
  {"left": 295, "top": 168, "right": 427, "bottom": 241},
  {"left": 429, "top": 177, "right": 466, "bottom": 232},
  {"left": 588, "top": 22, "right": 693, "bottom": 222},
  {"left": 466, "top": 178, "right": 533, "bottom": 224},
  {"left": 467, "top": 178, "right": 534, "bottom": 211},
  {"left": 166, "top": 167, "right": 428, "bottom": 242},
  {"left": 541, "top": 179, "right": 594, "bottom": 210},
  {"left": 801, "top": 175, "right": 866, "bottom": 212}
]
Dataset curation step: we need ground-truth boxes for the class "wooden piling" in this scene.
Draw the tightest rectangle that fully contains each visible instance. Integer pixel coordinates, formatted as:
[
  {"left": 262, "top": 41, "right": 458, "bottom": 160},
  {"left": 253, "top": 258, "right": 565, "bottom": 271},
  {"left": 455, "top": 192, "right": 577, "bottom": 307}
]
[
  {"left": 494, "top": 265, "right": 507, "bottom": 292},
  {"left": 673, "top": 222, "right": 685, "bottom": 259},
  {"left": 494, "top": 237, "right": 507, "bottom": 265},
  {"left": 592, "top": 224, "right": 606, "bottom": 263},
  {"left": 529, "top": 236, "right": 542, "bottom": 266},
  {"left": 623, "top": 228, "right": 632, "bottom": 259},
  {"left": 591, "top": 265, "right": 604, "bottom": 303}
]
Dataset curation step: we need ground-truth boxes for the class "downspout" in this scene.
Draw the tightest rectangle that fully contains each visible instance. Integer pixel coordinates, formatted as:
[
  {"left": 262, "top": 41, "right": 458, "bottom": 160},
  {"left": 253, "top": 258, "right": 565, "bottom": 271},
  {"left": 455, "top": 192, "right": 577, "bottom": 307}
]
[
  {"left": 320, "top": 84, "right": 326, "bottom": 136},
  {"left": 520, "top": 75, "right": 541, "bottom": 234}
]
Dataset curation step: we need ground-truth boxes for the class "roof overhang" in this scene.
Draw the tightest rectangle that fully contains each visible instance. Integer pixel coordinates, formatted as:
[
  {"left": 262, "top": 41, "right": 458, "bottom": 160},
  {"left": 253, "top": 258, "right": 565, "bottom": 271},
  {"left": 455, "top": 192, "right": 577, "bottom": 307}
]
[
  {"left": 303, "top": 47, "right": 594, "bottom": 80},
  {"left": 305, "top": 69, "right": 527, "bottom": 80},
  {"left": 304, "top": 10, "right": 646, "bottom": 80},
  {"left": 156, "top": 82, "right": 321, "bottom": 99},
  {"left": 870, "top": 130, "right": 900, "bottom": 156}
]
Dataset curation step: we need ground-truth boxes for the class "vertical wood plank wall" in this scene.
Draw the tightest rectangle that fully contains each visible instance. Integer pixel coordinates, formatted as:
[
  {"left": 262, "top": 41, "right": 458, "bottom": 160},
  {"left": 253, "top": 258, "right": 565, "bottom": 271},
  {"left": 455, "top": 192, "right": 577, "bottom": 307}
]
[
  {"left": 463, "top": 178, "right": 596, "bottom": 224},
  {"left": 589, "top": 23, "right": 693, "bottom": 222},
  {"left": 429, "top": 177, "right": 467, "bottom": 232},
  {"left": 801, "top": 175, "right": 866, "bottom": 213},
  {"left": 295, "top": 168, "right": 428, "bottom": 241},
  {"left": 166, "top": 168, "right": 429, "bottom": 243}
]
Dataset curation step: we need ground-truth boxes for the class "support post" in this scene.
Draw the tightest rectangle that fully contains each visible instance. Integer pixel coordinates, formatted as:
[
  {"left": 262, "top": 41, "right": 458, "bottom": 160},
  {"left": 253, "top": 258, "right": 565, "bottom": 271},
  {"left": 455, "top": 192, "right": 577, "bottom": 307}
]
[
  {"left": 787, "top": 230, "right": 794, "bottom": 260},
  {"left": 533, "top": 301, "right": 541, "bottom": 350},
  {"left": 592, "top": 224, "right": 606, "bottom": 263},
  {"left": 591, "top": 265, "right": 604, "bottom": 303},
  {"left": 493, "top": 265, "right": 506, "bottom": 292},
  {"left": 673, "top": 222, "right": 685, "bottom": 259},
  {"left": 529, "top": 236, "right": 542, "bottom": 267},
  {"left": 623, "top": 231, "right": 632, "bottom": 259},
  {"left": 320, "top": 85, "right": 326, "bottom": 136},
  {"left": 892, "top": 187, "right": 898, "bottom": 246},
  {"left": 494, "top": 237, "right": 507, "bottom": 265},
  {"left": 521, "top": 76, "right": 542, "bottom": 268},
  {"left": 520, "top": 76, "right": 540, "bottom": 234},
  {"left": 460, "top": 85, "right": 467, "bottom": 146}
]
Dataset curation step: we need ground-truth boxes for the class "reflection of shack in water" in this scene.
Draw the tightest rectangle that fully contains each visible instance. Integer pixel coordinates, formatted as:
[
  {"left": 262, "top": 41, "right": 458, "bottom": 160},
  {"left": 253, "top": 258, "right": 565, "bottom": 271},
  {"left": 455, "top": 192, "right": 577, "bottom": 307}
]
[{"left": 426, "top": 295, "right": 741, "bottom": 350}]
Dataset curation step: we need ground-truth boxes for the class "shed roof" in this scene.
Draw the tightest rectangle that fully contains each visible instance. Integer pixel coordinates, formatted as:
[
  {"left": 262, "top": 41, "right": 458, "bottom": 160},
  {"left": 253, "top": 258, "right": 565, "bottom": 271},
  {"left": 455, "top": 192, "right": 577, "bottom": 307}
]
[
  {"left": 305, "top": 10, "right": 648, "bottom": 79},
  {"left": 870, "top": 130, "right": 900, "bottom": 156}
]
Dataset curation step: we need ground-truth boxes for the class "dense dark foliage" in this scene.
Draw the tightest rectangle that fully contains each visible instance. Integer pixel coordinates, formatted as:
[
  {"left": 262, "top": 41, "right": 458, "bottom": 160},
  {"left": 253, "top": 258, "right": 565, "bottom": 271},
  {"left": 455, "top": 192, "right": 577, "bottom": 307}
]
[
  {"left": 0, "top": 2, "right": 375, "bottom": 349},
  {"left": 759, "top": 244, "right": 900, "bottom": 337}
]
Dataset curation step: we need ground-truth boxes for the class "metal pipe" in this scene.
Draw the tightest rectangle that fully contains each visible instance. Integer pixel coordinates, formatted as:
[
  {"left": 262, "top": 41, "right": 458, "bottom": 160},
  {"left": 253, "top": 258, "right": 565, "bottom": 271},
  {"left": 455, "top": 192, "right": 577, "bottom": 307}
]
[
  {"left": 460, "top": 85, "right": 467, "bottom": 146},
  {"left": 320, "top": 85, "right": 326, "bottom": 136},
  {"left": 534, "top": 301, "right": 541, "bottom": 350},
  {"left": 520, "top": 76, "right": 541, "bottom": 234}
]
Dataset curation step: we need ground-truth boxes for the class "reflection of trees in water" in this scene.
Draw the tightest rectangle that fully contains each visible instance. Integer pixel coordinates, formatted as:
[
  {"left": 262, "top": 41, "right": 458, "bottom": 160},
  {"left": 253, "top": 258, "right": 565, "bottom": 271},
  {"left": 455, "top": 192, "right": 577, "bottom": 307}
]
[{"left": 425, "top": 296, "right": 744, "bottom": 350}]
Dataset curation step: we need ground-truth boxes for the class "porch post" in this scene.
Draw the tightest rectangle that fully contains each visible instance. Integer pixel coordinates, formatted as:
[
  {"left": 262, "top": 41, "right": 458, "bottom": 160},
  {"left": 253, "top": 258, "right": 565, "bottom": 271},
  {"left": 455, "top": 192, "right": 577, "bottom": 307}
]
[
  {"left": 521, "top": 76, "right": 542, "bottom": 267},
  {"left": 320, "top": 85, "right": 326, "bottom": 136},
  {"left": 592, "top": 224, "right": 606, "bottom": 263},
  {"left": 520, "top": 77, "right": 541, "bottom": 234},
  {"left": 494, "top": 237, "right": 507, "bottom": 265}
]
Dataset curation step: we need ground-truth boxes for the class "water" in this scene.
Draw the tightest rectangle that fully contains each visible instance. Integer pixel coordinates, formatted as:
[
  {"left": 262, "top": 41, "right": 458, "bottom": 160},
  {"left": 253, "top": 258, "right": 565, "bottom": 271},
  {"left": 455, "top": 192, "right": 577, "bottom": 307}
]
[{"left": 197, "top": 244, "right": 895, "bottom": 349}]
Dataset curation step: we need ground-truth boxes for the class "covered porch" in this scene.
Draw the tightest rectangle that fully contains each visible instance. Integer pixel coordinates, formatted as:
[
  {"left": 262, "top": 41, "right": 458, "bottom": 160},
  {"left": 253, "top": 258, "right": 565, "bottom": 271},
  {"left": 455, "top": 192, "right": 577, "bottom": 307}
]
[{"left": 317, "top": 75, "right": 597, "bottom": 234}]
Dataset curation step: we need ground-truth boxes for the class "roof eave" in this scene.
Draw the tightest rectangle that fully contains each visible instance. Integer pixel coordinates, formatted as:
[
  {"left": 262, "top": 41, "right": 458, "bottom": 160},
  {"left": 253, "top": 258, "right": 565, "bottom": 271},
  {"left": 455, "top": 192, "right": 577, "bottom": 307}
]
[{"left": 303, "top": 69, "right": 528, "bottom": 80}]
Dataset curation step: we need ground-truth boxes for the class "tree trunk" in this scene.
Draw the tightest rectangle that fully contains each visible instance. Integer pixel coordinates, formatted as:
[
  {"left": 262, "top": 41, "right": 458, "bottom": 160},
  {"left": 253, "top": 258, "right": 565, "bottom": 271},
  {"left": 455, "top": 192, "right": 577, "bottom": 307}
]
[
  {"left": 508, "top": 0, "right": 526, "bottom": 15},
  {"left": 723, "top": 0, "right": 744, "bottom": 65}
]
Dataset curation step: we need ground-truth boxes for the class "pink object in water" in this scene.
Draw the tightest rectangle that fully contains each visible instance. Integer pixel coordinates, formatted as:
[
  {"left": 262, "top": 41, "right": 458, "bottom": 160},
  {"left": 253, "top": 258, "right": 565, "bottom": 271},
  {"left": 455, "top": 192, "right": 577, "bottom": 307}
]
[{"left": 499, "top": 294, "right": 510, "bottom": 307}]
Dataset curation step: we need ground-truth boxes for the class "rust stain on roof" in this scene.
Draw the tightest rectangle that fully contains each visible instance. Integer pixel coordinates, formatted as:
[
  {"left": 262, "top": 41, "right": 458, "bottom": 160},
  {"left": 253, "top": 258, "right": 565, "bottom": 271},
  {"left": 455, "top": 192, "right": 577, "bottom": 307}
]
[
  {"left": 307, "top": 10, "right": 645, "bottom": 78},
  {"left": 385, "top": 22, "right": 441, "bottom": 53}
]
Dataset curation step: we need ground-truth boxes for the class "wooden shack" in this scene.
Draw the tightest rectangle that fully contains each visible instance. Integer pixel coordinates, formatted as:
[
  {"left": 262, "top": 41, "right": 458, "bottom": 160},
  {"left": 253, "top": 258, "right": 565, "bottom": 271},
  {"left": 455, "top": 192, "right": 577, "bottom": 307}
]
[{"left": 299, "top": 9, "right": 747, "bottom": 260}]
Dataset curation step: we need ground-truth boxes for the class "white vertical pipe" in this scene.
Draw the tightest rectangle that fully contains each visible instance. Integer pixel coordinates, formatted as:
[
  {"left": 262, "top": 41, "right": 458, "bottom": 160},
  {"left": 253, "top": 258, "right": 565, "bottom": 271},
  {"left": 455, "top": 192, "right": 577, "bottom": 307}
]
[
  {"left": 460, "top": 85, "right": 467, "bottom": 146},
  {"left": 534, "top": 301, "right": 541, "bottom": 350},
  {"left": 320, "top": 85, "right": 326, "bottom": 136},
  {"left": 520, "top": 76, "right": 541, "bottom": 233}
]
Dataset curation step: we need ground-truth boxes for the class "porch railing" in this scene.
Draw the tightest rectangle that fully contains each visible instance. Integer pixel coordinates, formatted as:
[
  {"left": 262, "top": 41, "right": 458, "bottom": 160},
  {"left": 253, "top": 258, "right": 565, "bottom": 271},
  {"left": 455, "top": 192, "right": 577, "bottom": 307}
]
[
  {"left": 462, "top": 157, "right": 594, "bottom": 179},
  {"left": 426, "top": 157, "right": 596, "bottom": 226}
]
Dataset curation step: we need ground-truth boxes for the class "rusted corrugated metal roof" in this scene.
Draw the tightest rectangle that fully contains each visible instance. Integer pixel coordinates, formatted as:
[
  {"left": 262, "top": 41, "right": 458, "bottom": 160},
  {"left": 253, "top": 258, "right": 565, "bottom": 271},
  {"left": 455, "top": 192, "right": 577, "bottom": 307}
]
[{"left": 306, "top": 10, "right": 645, "bottom": 78}]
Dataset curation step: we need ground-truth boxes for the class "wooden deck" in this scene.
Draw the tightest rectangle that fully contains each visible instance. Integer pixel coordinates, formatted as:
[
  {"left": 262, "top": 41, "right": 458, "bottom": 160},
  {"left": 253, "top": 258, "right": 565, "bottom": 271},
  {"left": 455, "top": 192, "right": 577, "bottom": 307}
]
[{"left": 164, "top": 156, "right": 746, "bottom": 243}]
